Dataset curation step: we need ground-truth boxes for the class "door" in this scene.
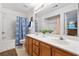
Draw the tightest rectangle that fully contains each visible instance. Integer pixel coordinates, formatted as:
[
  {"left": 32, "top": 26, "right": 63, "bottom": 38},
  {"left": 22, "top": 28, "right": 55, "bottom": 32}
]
[
  {"left": 2, "top": 11, "right": 16, "bottom": 40},
  {"left": 0, "top": 4, "right": 2, "bottom": 40},
  {"left": 0, "top": 12, "right": 2, "bottom": 40}
]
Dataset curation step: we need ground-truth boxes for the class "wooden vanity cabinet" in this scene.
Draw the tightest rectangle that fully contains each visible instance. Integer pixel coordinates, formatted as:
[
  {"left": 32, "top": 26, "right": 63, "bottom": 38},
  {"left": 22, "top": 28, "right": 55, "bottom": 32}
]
[
  {"left": 40, "top": 42, "right": 51, "bottom": 56},
  {"left": 25, "top": 36, "right": 77, "bottom": 56},
  {"left": 67, "top": 29, "right": 77, "bottom": 36},
  {"left": 25, "top": 37, "right": 33, "bottom": 56}
]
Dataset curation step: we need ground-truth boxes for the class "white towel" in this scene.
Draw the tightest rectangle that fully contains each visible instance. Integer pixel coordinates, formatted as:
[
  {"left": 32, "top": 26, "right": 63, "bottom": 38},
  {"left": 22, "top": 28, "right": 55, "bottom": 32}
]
[{"left": 29, "top": 22, "right": 35, "bottom": 34}]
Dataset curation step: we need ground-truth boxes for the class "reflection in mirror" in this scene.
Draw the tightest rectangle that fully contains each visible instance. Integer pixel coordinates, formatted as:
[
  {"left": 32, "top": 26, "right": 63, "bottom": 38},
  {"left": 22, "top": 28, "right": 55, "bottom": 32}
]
[
  {"left": 64, "top": 10, "right": 77, "bottom": 36},
  {"left": 44, "top": 15, "right": 60, "bottom": 35}
]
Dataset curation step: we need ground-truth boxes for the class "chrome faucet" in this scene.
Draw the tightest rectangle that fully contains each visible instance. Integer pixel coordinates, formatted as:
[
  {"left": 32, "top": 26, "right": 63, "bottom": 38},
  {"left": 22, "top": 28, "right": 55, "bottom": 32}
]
[{"left": 60, "top": 37, "right": 64, "bottom": 40}]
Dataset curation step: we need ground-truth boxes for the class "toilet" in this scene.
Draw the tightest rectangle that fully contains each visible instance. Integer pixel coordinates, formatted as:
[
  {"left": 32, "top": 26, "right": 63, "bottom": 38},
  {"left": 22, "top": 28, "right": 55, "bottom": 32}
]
[{"left": 20, "top": 39, "right": 25, "bottom": 45}]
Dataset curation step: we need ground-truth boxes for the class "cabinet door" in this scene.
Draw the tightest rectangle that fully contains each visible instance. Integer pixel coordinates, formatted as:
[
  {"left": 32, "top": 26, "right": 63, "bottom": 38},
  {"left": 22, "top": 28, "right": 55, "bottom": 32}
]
[
  {"left": 33, "top": 52, "right": 38, "bottom": 56},
  {"left": 28, "top": 37, "right": 33, "bottom": 55},
  {"left": 52, "top": 48, "right": 54, "bottom": 56},
  {"left": 25, "top": 37, "right": 29, "bottom": 53},
  {"left": 33, "top": 45, "right": 39, "bottom": 55},
  {"left": 54, "top": 50, "right": 69, "bottom": 56},
  {"left": 54, "top": 48, "right": 76, "bottom": 56},
  {"left": 40, "top": 42, "right": 51, "bottom": 56}
]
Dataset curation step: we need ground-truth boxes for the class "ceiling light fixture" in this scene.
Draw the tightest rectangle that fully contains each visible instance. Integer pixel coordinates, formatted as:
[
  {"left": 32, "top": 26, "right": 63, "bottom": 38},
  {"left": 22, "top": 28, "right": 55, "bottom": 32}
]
[
  {"left": 24, "top": 5, "right": 28, "bottom": 8},
  {"left": 52, "top": 5, "right": 58, "bottom": 8}
]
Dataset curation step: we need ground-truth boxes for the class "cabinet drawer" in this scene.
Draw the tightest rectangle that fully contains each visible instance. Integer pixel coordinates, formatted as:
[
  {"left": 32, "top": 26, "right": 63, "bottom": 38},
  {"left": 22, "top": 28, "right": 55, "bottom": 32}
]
[
  {"left": 33, "top": 45, "right": 39, "bottom": 55},
  {"left": 33, "top": 39, "right": 39, "bottom": 46}
]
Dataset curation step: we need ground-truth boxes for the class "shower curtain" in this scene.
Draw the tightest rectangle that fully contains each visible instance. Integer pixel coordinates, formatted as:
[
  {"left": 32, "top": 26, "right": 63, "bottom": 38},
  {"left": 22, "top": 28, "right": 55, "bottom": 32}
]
[{"left": 16, "top": 16, "right": 29, "bottom": 46}]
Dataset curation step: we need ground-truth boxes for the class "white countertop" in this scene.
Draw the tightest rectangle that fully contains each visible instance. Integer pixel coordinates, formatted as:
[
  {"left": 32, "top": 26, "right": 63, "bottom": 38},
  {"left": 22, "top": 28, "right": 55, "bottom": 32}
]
[{"left": 27, "top": 34, "right": 79, "bottom": 55}]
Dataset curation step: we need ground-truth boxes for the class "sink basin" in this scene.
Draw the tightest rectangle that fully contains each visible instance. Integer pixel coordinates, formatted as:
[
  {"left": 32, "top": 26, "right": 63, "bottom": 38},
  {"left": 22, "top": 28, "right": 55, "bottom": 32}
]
[
  {"left": 38, "top": 34, "right": 59, "bottom": 39},
  {"left": 51, "top": 39, "right": 70, "bottom": 45},
  {"left": 36, "top": 34, "right": 70, "bottom": 45},
  {"left": 37, "top": 34, "right": 51, "bottom": 39}
]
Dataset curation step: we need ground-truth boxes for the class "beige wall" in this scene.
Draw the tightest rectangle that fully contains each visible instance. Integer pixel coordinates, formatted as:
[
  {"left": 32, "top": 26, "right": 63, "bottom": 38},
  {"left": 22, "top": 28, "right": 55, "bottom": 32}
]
[{"left": 56, "top": 15, "right": 60, "bottom": 34}]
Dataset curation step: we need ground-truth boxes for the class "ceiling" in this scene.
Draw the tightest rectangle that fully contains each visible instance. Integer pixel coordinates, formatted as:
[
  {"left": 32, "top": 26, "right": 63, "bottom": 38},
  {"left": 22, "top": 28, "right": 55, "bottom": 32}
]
[
  {"left": 2, "top": 3, "right": 38, "bottom": 13},
  {"left": 35, "top": 3, "right": 65, "bottom": 15},
  {"left": 2, "top": 3, "right": 77, "bottom": 15},
  {"left": 35, "top": 3, "right": 77, "bottom": 16}
]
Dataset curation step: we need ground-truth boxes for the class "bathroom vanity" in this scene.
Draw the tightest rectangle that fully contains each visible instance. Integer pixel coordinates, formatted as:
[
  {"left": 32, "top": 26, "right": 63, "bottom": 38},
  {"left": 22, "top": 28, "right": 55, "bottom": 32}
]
[{"left": 24, "top": 34, "right": 79, "bottom": 56}]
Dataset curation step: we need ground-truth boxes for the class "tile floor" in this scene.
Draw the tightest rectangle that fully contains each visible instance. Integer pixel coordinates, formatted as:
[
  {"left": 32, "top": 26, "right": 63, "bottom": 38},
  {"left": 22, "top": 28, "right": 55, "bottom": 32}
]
[{"left": 16, "top": 46, "right": 29, "bottom": 56}]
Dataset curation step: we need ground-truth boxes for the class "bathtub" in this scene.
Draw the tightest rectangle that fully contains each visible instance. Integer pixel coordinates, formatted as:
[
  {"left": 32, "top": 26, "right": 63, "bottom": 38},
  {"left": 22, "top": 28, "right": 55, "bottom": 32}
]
[{"left": 0, "top": 39, "right": 15, "bottom": 52}]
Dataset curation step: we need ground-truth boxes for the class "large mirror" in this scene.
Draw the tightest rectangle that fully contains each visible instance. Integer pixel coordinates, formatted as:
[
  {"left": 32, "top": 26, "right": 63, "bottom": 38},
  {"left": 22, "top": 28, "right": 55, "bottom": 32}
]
[
  {"left": 44, "top": 15, "right": 60, "bottom": 34},
  {"left": 64, "top": 10, "right": 77, "bottom": 36}
]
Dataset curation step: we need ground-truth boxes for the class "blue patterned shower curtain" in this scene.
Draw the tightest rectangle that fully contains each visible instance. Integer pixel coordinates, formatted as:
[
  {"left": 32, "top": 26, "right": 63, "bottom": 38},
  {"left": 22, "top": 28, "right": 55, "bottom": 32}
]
[{"left": 16, "top": 16, "right": 29, "bottom": 46}]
